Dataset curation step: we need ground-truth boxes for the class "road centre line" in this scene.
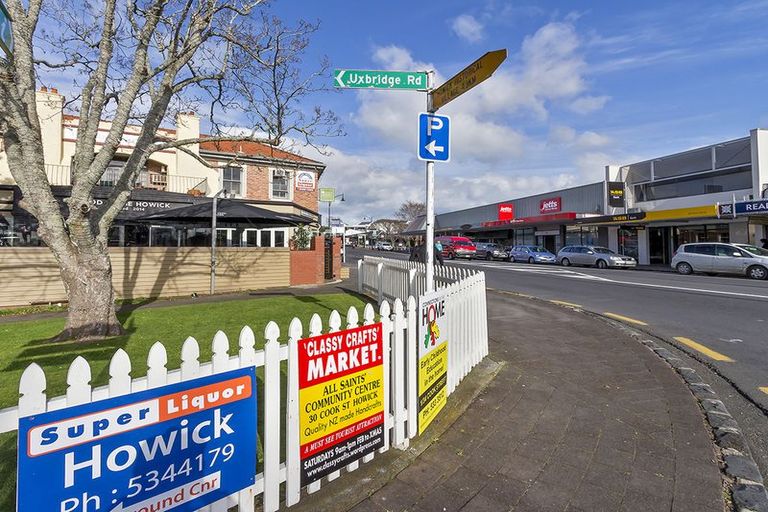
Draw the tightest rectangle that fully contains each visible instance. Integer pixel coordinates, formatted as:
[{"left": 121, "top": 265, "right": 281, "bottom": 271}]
[
  {"left": 603, "top": 312, "right": 648, "bottom": 326},
  {"left": 550, "top": 300, "right": 582, "bottom": 308},
  {"left": 673, "top": 337, "right": 735, "bottom": 363}
]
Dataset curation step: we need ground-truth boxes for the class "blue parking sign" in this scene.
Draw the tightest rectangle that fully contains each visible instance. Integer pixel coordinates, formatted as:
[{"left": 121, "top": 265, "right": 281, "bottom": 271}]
[
  {"left": 418, "top": 113, "right": 451, "bottom": 162},
  {"left": 17, "top": 367, "right": 257, "bottom": 512}
]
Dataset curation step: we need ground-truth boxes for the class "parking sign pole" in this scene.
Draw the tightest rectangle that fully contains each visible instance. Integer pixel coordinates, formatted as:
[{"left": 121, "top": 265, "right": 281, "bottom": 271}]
[{"left": 425, "top": 71, "right": 436, "bottom": 292}]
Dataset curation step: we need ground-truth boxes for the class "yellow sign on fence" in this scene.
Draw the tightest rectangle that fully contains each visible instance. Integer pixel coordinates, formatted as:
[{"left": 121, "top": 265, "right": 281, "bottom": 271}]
[{"left": 418, "top": 290, "right": 449, "bottom": 434}]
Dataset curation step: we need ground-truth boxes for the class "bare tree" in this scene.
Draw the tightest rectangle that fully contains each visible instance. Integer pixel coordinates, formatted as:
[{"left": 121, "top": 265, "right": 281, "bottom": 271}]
[
  {"left": 370, "top": 218, "right": 406, "bottom": 242},
  {"left": 394, "top": 200, "right": 426, "bottom": 223},
  {"left": 0, "top": 0, "right": 340, "bottom": 341}
]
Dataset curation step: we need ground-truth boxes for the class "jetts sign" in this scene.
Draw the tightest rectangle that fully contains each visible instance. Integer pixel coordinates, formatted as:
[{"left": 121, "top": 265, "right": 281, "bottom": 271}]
[
  {"left": 298, "top": 323, "right": 385, "bottom": 486},
  {"left": 498, "top": 204, "right": 514, "bottom": 221},
  {"left": 17, "top": 367, "right": 257, "bottom": 512},
  {"left": 539, "top": 197, "right": 561, "bottom": 214}
]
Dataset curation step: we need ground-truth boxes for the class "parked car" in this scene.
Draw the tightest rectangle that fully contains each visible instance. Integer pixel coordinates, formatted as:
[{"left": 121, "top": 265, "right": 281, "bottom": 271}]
[
  {"left": 435, "top": 236, "right": 477, "bottom": 260},
  {"left": 374, "top": 241, "right": 393, "bottom": 251},
  {"left": 475, "top": 242, "right": 508, "bottom": 260},
  {"left": 508, "top": 245, "right": 557, "bottom": 264},
  {"left": 671, "top": 242, "right": 768, "bottom": 280},
  {"left": 557, "top": 245, "right": 637, "bottom": 269}
]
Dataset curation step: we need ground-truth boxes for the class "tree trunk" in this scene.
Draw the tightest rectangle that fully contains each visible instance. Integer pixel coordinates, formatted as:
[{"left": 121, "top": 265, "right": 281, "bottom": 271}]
[{"left": 56, "top": 249, "right": 124, "bottom": 342}]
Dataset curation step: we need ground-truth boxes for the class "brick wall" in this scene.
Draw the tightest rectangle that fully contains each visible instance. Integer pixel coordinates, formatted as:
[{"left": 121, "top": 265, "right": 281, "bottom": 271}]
[
  {"left": 245, "top": 165, "right": 319, "bottom": 212},
  {"left": 289, "top": 235, "right": 342, "bottom": 286}
]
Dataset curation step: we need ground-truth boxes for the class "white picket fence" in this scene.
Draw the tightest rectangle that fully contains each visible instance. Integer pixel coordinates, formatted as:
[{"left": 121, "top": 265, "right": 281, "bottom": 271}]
[
  {"left": 358, "top": 255, "right": 481, "bottom": 304},
  {"left": 0, "top": 270, "right": 488, "bottom": 512}
]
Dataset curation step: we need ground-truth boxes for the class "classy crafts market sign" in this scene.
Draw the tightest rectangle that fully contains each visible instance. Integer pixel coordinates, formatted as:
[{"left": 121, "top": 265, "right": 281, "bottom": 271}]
[{"left": 298, "top": 323, "right": 385, "bottom": 485}]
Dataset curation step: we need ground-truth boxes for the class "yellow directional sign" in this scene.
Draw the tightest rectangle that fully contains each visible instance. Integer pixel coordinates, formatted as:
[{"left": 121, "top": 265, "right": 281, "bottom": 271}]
[{"left": 430, "top": 49, "right": 507, "bottom": 111}]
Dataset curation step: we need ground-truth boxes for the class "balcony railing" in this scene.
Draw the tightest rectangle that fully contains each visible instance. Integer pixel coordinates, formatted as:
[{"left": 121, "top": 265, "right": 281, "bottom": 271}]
[{"left": 44, "top": 164, "right": 208, "bottom": 196}]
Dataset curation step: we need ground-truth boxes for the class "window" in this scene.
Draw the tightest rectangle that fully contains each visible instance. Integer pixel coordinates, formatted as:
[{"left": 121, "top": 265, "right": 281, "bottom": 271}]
[
  {"left": 271, "top": 169, "right": 291, "bottom": 200},
  {"left": 634, "top": 166, "right": 752, "bottom": 202},
  {"left": 223, "top": 166, "right": 243, "bottom": 196},
  {"left": 686, "top": 244, "right": 716, "bottom": 255}
]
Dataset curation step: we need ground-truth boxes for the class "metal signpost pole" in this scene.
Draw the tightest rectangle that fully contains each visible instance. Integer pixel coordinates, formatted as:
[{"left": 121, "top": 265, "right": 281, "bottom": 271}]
[{"left": 425, "top": 71, "right": 435, "bottom": 292}]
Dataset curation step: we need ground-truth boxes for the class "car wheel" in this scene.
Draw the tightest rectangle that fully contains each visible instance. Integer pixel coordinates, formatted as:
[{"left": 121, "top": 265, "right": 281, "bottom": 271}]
[
  {"left": 596, "top": 259, "right": 607, "bottom": 269},
  {"left": 561, "top": 258, "right": 571, "bottom": 267},
  {"left": 449, "top": 252, "right": 455, "bottom": 260},
  {"left": 676, "top": 262, "right": 693, "bottom": 275},
  {"left": 747, "top": 265, "right": 768, "bottom": 280},
  {"left": 509, "top": 255, "right": 516, "bottom": 263},
  {"left": 486, "top": 253, "right": 492, "bottom": 261},
  {"left": 528, "top": 257, "right": 535, "bottom": 264}
]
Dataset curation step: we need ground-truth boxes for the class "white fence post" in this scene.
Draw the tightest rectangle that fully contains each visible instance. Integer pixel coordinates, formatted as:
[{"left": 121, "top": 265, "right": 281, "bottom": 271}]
[
  {"left": 376, "top": 263, "right": 384, "bottom": 304},
  {"left": 392, "top": 299, "right": 407, "bottom": 449},
  {"left": 406, "top": 296, "right": 418, "bottom": 440},
  {"left": 380, "top": 300, "right": 392, "bottom": 454},
  {"left": 262, "top": 322, "right": 281, "bottom": 512},
  {"left": 285, "top": 317, "right": 302, "bottom": 506},
  {"left": 306, "top": 314, "right": 324, "bottom": 495}
]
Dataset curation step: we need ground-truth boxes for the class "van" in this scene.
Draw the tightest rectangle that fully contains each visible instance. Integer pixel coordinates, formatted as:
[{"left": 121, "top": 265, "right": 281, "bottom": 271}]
[{"left": 435, "top": 236, "right": 476, "bottom": 260}]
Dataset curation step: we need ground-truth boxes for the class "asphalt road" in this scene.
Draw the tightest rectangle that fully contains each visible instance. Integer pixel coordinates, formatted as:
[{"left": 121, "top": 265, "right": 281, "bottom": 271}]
[{"left": 347, "top": 247, "right": 768, "bottom": 412}]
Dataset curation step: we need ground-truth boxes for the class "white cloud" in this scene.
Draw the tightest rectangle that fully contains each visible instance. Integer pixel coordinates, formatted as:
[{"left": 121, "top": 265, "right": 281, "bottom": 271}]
[
  {"left": 549, "top": 125, "right": 610, "bottom": 148},
  {"left": 451, "top": 14, "right": 485, "bottom": 43},
  {"left": 568, "top": 95, "right": 610, "bottom": 114}
]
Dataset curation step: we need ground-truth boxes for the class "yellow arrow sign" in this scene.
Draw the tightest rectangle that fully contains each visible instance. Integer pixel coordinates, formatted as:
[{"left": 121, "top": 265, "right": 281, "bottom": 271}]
[{"left": 430, "top": 49, "right": 507, "bottom": 111}]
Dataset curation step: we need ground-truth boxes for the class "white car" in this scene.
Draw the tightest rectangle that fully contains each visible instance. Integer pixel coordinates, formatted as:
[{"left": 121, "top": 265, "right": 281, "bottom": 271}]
[
  {"left": 671, "top": 243, "right": 768, "bottom": 280},
  {"left": 374, "top": 241, "right": 393, "bottom": 251}
]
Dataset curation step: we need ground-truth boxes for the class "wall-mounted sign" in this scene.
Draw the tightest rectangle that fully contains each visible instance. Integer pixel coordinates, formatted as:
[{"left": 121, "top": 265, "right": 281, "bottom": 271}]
[
  {"left": 17, "top": 367, "right": 257, "bottom": 512},
  {"left": 608, "top": 182, "right": 625, "bottom": 208},
  {"left": 539, "top": 197, "right": 562, "bottom": 214},
  {"left": 319, "top": 188, "right": 336, "bottom": 202},
  {"left": 498, "top": 204, "right": 514, "bottom": 221},
  {"left": 418, "top": 290, "right": 448, "bottom": 434},
  {"left": 295, "top": 171, "right": 316, "bottom": 192},
  {"left": 736, "top": 199, "right": 768, "bottom": 215},
  {"left": 298, "top": 323, "right": 384, "bottom": 485}
]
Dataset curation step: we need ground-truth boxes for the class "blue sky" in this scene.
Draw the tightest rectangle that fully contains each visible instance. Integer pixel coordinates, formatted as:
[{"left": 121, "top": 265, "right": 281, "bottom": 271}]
[{"left": 265, "top": 1, "right": 768, "bottom": 222}]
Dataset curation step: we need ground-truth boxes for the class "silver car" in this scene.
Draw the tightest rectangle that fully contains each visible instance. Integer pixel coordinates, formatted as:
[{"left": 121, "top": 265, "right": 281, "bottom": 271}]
[
  {"left": 671, "top": 243, "right": 768, "bottom": 280},
  {"left": 475, "top": 242, "right": 508, "bottom": 261},
  {"left": 557, "top": 245, "right": 637, "bottom": 269},
  {"left": 509, "top": 245, "right": 557, "bottom": 264}
]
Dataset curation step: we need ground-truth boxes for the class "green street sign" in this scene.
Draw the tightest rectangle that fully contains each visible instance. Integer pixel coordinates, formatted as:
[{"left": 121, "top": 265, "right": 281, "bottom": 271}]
[
  {"left": 319, "top": 187, "right": 336, "bottom": 202},
  {"left": 334, "top": 69, "right": 428, "bottom": 90}
]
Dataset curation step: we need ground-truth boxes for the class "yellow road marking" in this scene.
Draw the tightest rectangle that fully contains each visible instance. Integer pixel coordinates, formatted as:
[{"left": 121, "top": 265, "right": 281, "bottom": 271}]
[
  {"left": 674, "top": 337, "right": 735, "bottom": 363},
  {"left": 550, "top": 300, "right": 582, "bottom": 308},
  {"left": 603, "top": 312, "right": 648, "bottom": 326},
  {"left": 759, "top": 387, "right": 768, "bottom": 395}
]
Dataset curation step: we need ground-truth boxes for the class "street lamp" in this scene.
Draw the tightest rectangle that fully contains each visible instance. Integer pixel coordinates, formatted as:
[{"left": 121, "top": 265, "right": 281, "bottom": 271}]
[{"left": 327, "top": 193, "right": 344, "bottom": 229}]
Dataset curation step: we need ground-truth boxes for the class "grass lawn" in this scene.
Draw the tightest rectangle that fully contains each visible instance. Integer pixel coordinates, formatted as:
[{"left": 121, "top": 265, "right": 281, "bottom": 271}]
[{"left": 0, "top": 291, "right": 372, "bottom": 510}]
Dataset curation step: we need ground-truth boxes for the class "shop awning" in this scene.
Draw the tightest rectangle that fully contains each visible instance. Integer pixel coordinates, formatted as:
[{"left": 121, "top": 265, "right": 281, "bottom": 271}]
[{"left": 138, "top": 198, "right": 310, "bottom": 227}]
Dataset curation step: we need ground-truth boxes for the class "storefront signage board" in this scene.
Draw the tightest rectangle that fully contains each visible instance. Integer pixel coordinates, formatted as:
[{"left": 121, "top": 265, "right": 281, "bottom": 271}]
[
  {"left": 17, "top": 367, "right": 257, "bottom": 512},
  {"left": 608, "top": 182, "right": 625, "bottom": 208},
  {"left": 498, "top": 204, "right": 514, "bottom": 221},
  {"left": 418, "top": 289, "right": 449, "bottom": 435},
  {"left": 298, "top": 323, "right": 385, "bottom": 486},
  {"left": 735, "top": 199, "right": 768, "bottom": 215},
  {"left": 539, "top": 197, "right": 561, "bottom": 214},
  {"left": 319, "top": 188, "right": 336, "bottom": 202},
  {"left": 295, "top": 171, "right": 316, "bottom": 192}
]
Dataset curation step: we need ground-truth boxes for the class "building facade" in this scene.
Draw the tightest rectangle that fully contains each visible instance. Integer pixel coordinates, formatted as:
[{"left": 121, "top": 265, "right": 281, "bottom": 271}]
[
  {"left": 0, "top": 87, "right": 325, "bottom": 248},
  {"left": 431, "top": 128, "right": 768, "bottom": 265}
]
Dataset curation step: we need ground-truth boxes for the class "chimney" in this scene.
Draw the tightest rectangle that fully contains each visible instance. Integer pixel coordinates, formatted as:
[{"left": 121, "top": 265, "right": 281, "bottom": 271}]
[
  {"left": 51, "top": 88, "right": 58, "bottom": 94},
  {"left": 41, "top": 86, "right": 48, "bottom": 92}
]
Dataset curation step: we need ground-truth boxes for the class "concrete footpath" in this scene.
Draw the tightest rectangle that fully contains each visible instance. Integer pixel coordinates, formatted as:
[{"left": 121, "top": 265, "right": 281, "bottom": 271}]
[{"left": 298, "top": 290, "right": 726, "bottom": 512}]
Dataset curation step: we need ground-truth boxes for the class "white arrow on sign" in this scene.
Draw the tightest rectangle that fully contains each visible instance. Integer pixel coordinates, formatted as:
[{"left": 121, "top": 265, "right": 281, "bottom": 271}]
[
  {"left": 424, "top": 140, "right": 444, "bottom": 157},
  {"left": 334, "top": 70, "right": 345, "bottom": 87}
]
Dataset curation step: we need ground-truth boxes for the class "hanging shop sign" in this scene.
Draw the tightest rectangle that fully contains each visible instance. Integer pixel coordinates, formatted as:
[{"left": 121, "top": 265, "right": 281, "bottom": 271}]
[
  {"left": 295, "top": 171, "right": 316, "bottom": 192},
  {"left": 418, "top": 289, "right": 449, "bottom": 434},
  {"left": 17, "top": 367, "right": 257, "bottom": 512},
  {"left": 608, "top": 182, "right": 625, "bottom": 208},
  {"left": 298, "top": 323, "right": 385, "bottom": 486}
]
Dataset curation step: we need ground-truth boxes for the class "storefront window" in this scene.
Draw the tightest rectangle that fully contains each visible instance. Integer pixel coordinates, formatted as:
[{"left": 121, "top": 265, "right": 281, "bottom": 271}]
[
  {"left": 565, "top": 226, "right": 598, "bottom": 246},
  {"left": 260, "top": 230, "right": 272, "bottom": 247},
  {"left": 618, "top": 227, "right": 639, "bottom": 259},
  {"left": 124, "top": 225, "right": 150, "bottom": 246},
  {"left": 150, "top": 226, "right": 178, "bottom": 247},
  {"left": 674, "top": 224, "right": 729, "bottom": 246}
]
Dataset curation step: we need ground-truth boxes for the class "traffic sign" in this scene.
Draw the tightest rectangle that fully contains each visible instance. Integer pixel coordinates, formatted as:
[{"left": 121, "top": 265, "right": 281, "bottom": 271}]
[
  {"left": 334, "top": 69, "right": 428, "bottom": 90},
  {"left": 431, "top": 49, "right": 507, "bottom": 111},
  {"left": 18, "top": 367, "right": 257, "bottom": 512},
  {"left": 418, "top": 113, "right": 450, "bottom": 162}
]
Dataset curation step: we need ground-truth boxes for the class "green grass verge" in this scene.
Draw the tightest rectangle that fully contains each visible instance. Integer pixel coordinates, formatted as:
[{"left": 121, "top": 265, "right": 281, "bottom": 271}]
[{"left": 0, "top": 291, "right": 372, "bottom": 510}]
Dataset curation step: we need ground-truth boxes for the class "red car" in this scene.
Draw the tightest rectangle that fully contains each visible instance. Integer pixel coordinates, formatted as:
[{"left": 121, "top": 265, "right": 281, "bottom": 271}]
[{"left": 436, "top": 236, "right": 476, "bottom": 260}]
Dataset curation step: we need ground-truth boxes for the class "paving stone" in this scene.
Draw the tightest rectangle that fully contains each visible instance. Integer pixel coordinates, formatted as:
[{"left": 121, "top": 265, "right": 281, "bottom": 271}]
[
  {"left": 348, "top": 499, "right": 385, "bottom": 512},
  {"left": 724, "top": 454, "right": 764, "bottom": 483},
  {"left": 369, "top": 478, "right": 419, "bottom": 511},
  {"left": 499, "top": 453, "right": 546, "bottom": 483},
  {"left": 479, "top": 474, "right": 529, "bottom": 506},
  {"left": 443, "top": 466, "right": 491, "bottom": 499},
  {"left": 566, "top": 482, "right": 624, "bottom": 511},
  {"left": 459, "top": 492, "right": 506, "bottom": 512},
  {"left": 618, "top": 489, "right": 672, "bottom": 512},
  {"left": 412, "top": 484, "right": 472, "bottom": 512},
  {"left": 514, "top": 480, "right": 571, "bottom": 512}
]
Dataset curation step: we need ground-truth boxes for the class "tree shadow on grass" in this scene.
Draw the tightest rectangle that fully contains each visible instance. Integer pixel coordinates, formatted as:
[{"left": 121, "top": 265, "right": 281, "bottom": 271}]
[{"left": 0, "top": 432, "right": 17, "bottom": 512}]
